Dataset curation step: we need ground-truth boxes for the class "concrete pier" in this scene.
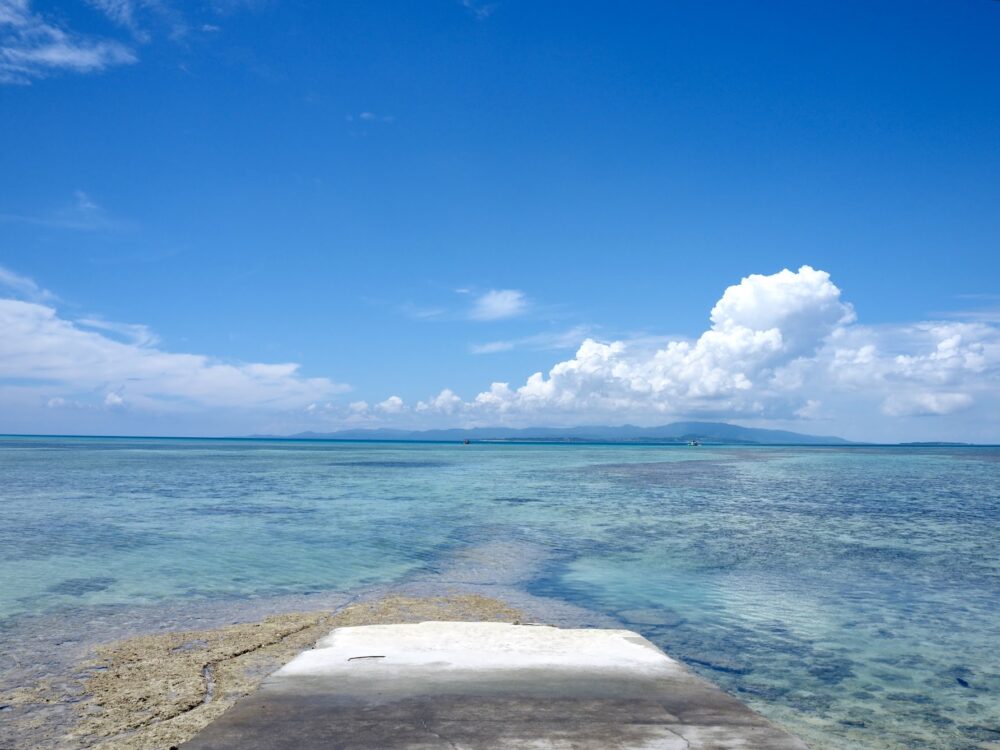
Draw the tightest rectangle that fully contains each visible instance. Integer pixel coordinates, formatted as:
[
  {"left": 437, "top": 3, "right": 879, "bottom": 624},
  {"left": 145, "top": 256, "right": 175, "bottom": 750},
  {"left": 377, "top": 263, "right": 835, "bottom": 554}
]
[{"left": 183, "top": 621, "right": 808, "bottom": 749}]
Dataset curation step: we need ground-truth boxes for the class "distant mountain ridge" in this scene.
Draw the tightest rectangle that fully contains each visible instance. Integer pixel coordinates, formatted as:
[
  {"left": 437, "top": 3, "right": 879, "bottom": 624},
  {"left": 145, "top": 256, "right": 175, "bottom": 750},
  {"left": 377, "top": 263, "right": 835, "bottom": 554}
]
[{"left": 271, "top": 421, "right": 850, "bottom": 445}]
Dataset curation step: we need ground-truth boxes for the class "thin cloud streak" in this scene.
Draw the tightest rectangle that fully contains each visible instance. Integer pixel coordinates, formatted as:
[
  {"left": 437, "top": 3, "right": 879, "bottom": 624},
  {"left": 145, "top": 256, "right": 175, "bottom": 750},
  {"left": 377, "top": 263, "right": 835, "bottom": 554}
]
[
  {"left": 0, "top": 191, "right": 130, "bottom": 231},
  {"left": 461, "top": 0, "right": 497, "bottom": 20},
  {"left": 1, "top": 0, "right": 265, "bottom": 83},
  {"left": 0, "top": 264, "right": 57, "bottom": 303},
  {"left": 470, "top": 325, "right": 593, "bottom": 354},
  {"left": 0, "top": 267, "right": 350, "bottom": 414},
  {"left": 0, "top": 0, "right": 137, "bottom": 84},
  {"left": 346, "top": 111, "right": 394, "bottom": 124}
]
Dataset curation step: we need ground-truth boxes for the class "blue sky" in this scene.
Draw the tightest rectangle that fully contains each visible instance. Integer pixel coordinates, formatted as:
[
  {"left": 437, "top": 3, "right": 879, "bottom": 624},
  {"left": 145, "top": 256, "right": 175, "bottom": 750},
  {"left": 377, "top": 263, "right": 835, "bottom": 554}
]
[{"left": 1, "top": 0, "right": 999, "bottom": 441}]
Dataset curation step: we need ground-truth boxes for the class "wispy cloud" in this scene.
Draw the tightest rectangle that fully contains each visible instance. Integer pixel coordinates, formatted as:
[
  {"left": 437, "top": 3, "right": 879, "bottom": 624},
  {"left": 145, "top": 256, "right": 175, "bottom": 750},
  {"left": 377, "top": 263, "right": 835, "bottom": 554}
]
[
  {"left": 1, "top": 0, "right": 267, "bottom": 84},
  {"left": 935, "top": 296, "right": 1000, "bottom": 325},
  {"left": 77, "top": 317, "right": 160, "bottom": 347},
  {"left": 0, "top": 284, "right": 350, "bottom": 413},
  {"left": 86, "top": 0, "right": 142, "bottom": 35},
  {"left": 470, "top": 325, "right": 592, "bottom": 354},
  {"left": 86, "top": 0, "right": 195, "bottom": 42},
  {"left": 0, "top": 263, "right": 57, "bottom": 303},
  {"left": 346, "top": 111, "right": 394, "bottom": 124},
  {"left": 0, "top": 190, "right": 130, "bottom": 231},
  {"left": 401, "top": 303, "right": 448, "bottom": 321},
  {"left": 470, "top": 289, "right": 528, "bottom": 321},
  {"left": 955, "top": 293, "right": 1000, "bottom": 301},
  {"left": 470, "top": 340, "right": 515, "bottom": 354},
  {"left": 403, "top": 287, "right": 535, "bottom": 323},
  {"left": 0, "top": 0, "right": 137, "bottom": 84},
  {"left": 460, "top": 0, "right": 498, "bottom": 20},
  {"left": 939, "top": 308, "right": 1000, "bottom": 324}
]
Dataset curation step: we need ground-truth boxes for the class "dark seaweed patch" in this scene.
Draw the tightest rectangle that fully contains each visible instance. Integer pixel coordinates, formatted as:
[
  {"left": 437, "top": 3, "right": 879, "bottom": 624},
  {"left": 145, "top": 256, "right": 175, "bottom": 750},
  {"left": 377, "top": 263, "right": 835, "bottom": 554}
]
[
  {"left": 326, "top": 460, "right": 450, "bottom": 469},
  {"left": 188, "top": 504, "right": 317, "bottom": 516},
  {"left": 684, "top": 655, "right": 753, "bottom": 675},
  {"left": 47, "top": 577, "right": 116, "bottom": 596},
  {"left": 0, "top": 520, "right": 161, "bottom": 561},
  {"left": 962, "top": 725, "right": 1000, "bottom": 741},
  {"left": 581, "top": 459, "right": 741, "bottom": 489},
  {"left": 807, "top": 659, "right": 855, "bottom": 684},
  {"left": 618, "top": 608, "right": 686, "bottom": 627}
]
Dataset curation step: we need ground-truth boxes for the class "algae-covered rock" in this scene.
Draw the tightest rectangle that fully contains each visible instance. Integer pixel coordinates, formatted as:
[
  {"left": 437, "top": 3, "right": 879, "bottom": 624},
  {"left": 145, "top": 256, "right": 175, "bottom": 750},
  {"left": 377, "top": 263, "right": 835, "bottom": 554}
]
[{"left": 52, "top": 594, "right": 522, "bottom": 749}]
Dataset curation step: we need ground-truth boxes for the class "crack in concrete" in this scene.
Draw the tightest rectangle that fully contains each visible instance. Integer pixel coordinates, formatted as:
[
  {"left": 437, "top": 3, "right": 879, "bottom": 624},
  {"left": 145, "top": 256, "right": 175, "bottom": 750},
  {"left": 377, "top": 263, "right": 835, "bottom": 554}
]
[
  {"left": 667, "top": 726, "right": 692, "bottom": 750},
  {"left": 201, "top": 664, "right": 216, "bottom": 705},
  {"left": 420, "top": 717, "right": 460, "bottom": 750}
]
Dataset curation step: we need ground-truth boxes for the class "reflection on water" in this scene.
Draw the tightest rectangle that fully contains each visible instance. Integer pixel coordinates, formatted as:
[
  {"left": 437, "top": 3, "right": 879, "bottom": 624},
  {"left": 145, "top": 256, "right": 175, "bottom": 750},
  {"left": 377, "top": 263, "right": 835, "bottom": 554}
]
[{"left": 1, "top": 437, "right": 998, "bottom": 749}]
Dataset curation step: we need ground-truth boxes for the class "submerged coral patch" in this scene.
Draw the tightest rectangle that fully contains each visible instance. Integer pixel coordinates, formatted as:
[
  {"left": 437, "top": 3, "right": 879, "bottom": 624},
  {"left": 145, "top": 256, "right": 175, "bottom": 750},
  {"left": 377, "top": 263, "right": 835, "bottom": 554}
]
[{"left": 46, "top": 577, "right": 117, "bottom": 596}]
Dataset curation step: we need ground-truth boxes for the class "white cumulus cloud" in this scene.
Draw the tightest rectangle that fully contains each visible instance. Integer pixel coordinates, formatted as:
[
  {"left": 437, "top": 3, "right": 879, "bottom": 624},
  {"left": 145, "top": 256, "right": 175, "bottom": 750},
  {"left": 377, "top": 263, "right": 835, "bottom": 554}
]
[
  {"left": 881, "top": 392, "right": 974, "bottom": 417},
  {"left": 401, "top": 266, "right": 999, "bottom": 434},
  {"left": 104, "top": 390, "right": 126, "bottom": 408},
  {"left": 376, "top": 395, "right": 405, "bottom": 414},
  {"left": 416, "top": 388, "right": 462, "bottom": 414},
  {"left": 5, "top": 264, "right": 999, "bottom": 441},
  {"left": 455, "top": 266, "right": 852, "bottom": 418}
]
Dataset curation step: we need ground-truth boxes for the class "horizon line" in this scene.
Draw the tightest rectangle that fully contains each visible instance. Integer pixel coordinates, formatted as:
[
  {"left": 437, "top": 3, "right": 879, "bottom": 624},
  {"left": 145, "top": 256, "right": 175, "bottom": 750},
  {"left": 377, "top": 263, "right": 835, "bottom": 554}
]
[{"left": 0, "top": 432, "right": 995, "bottom": 448}]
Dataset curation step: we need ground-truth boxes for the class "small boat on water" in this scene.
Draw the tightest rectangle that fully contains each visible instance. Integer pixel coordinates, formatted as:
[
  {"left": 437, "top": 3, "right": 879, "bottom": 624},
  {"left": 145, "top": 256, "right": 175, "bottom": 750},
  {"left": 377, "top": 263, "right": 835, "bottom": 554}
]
[{"left": 687, "top": 439, "right": 701, "bottom": 446}]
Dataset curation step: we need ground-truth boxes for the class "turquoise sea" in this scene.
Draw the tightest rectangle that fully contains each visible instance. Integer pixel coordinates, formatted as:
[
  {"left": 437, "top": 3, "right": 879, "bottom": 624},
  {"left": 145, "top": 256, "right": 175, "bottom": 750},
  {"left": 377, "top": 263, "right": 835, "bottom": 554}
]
[{"left": 1, "top": 437, "right": 998, "bottom": 749}]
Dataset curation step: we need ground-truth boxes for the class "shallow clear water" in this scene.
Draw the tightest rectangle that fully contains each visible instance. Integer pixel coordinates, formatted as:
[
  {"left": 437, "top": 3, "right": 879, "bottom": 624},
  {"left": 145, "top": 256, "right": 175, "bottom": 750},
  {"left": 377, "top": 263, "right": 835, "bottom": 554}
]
[{"left": 1, "top": 437, "right": 998, "bottom": 749}]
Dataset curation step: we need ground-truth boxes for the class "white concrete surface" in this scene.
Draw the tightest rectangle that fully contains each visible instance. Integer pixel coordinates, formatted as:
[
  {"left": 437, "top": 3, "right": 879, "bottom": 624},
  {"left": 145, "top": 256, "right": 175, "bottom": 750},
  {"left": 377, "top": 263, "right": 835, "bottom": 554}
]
[
  {"left": 278, "top": 622, "right": 683, "bottom": 678},
  {"left": 185, "top": 622, "right": 810, "bottom": 749}
]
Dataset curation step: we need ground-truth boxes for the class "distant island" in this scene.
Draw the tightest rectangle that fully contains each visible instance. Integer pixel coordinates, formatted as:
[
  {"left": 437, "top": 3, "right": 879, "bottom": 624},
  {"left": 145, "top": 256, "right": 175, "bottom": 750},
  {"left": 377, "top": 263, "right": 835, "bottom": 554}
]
[{"left": 261, "top": 421, "right": 852, "bottom": 445}]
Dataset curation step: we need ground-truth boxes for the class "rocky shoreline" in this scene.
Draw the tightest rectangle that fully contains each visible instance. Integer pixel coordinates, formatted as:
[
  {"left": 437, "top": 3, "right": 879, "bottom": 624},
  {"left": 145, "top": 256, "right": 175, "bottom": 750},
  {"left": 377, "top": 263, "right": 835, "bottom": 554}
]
[{"left": 0, "top": 594, "right": 524, "bottom": 750}]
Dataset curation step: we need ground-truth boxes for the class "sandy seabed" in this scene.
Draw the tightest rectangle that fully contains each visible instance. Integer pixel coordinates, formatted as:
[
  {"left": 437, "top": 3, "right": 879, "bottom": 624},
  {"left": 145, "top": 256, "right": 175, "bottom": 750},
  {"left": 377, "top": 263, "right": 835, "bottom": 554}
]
[{"left": 0, "top": 594, "right": 523, "bottom": 750}]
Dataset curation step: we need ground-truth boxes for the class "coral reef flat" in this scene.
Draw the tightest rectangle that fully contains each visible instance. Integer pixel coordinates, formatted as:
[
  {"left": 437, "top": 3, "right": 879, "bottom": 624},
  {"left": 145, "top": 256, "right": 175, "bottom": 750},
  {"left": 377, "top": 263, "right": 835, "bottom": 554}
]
[
  {"left": 3, "top": 439, "right": 998, "bottom": 749},
  {"left": 0, "top": 595, "right": 524, "bottom": 749}
]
